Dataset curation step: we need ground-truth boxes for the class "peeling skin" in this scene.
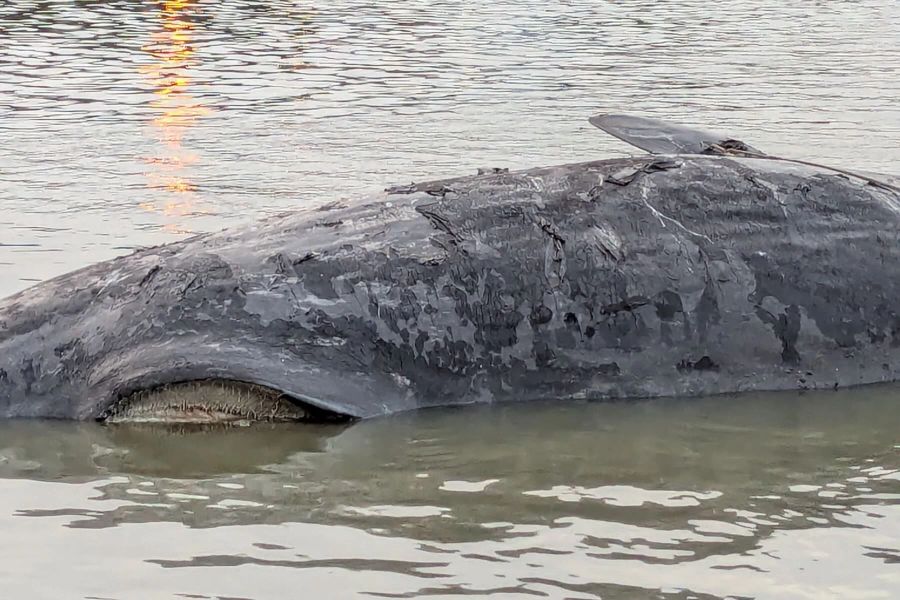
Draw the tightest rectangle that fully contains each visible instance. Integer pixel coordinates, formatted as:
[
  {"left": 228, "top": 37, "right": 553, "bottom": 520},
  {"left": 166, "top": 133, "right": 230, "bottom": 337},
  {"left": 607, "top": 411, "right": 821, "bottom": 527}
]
[{"left": 0, "top": 155, "right": 899, "bottom": 420}]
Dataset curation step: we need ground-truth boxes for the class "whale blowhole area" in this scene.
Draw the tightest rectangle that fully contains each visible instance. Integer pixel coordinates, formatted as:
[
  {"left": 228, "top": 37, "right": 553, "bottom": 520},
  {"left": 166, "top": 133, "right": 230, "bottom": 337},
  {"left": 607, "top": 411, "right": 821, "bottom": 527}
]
[{"left": 101, "top": 380, "right": 351, "bottom": 425}]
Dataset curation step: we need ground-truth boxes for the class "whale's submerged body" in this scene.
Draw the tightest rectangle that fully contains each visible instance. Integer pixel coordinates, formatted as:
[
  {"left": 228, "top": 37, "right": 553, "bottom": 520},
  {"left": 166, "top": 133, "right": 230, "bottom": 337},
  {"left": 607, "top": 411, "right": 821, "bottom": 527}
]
[{"left": 2, "top": 118, "right": 899, "bottom": 422}]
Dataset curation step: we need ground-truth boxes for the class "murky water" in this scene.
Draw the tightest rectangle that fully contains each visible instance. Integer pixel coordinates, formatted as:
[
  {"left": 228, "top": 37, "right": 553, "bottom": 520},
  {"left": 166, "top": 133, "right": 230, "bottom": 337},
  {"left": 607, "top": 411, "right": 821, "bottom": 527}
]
[
  {"left": 1, "top": 0, "right": 899, "bottom": 598},
  {"left": 1, "top": 390, "right": 899, "bottom": 599}
]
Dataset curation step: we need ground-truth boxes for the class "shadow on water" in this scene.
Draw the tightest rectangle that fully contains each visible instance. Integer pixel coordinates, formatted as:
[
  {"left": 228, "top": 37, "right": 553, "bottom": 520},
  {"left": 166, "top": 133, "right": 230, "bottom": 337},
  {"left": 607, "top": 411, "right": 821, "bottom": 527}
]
[{"left": 0, "top": 420, "right": 349, "bottom": 479}]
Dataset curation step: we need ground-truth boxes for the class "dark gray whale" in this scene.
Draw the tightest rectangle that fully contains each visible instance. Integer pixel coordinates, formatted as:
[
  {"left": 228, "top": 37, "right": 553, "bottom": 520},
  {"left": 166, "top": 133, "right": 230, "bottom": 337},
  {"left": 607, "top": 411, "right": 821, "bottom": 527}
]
[{"left": 1, "top": 116, "right": 899, "bottom": 422}]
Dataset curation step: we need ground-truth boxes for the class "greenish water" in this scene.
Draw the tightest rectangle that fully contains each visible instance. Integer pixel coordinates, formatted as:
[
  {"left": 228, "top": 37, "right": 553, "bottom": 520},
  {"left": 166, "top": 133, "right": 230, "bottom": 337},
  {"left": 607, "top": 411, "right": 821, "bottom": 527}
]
[
  {"left": 1, "top": 0, "right": 899, "bottom": 598},
  {"left": 1, "top": 389, "right": 898, "bottom": 599}
]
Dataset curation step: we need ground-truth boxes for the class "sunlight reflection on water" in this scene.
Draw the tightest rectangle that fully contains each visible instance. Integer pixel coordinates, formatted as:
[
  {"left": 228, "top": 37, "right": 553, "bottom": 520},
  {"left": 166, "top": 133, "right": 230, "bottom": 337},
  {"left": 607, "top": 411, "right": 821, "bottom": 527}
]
[
  {"left": 1, "top": 0, "right": 898, "bottom": 297},
  {"left": 138, "top": 0, "right": 211, "bottom": 225}
]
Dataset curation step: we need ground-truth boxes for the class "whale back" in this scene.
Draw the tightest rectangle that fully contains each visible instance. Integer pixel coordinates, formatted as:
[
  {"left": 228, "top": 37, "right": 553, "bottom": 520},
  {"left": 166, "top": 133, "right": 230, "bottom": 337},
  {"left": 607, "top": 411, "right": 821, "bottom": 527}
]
[{"left": 1, "top": 155, "right": 899, "bottom": 420}]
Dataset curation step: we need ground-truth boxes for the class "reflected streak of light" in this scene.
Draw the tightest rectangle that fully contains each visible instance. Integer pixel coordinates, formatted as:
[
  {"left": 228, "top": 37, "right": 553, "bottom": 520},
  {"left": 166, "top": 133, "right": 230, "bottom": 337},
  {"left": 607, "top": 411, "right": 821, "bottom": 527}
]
[{"left": 139, "top": 0, "right": 212, "bottom": 218}]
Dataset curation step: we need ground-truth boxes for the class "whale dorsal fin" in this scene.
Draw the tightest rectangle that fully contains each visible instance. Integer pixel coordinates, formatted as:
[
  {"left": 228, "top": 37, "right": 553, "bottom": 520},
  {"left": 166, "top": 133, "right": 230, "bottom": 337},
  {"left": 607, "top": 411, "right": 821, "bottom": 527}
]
[
  {"left": 589, "top": 113, "right": 900, "bottom": 193},
  {"left": 589, "top": 114, "right": 763, "bottom": 156}
]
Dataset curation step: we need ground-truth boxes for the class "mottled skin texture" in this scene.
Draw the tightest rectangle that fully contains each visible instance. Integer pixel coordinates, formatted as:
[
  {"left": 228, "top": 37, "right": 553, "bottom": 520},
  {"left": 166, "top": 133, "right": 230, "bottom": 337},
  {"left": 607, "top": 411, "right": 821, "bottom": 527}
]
[{"left": 1, "top": 155, "right": 899, "bottom": 420}]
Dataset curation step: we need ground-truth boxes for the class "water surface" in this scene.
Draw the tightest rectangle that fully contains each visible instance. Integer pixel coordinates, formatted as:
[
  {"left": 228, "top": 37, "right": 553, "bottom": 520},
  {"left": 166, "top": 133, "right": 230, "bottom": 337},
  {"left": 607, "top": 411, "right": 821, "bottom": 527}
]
[
  {"left": 1, "top": 0, "right": 899, "bottom": 297},
  {"left": 1, "top": 389, "right": 899, "bottom": 599},
  {"left": 1, "top": 1, "right": 899, "bottom": 598}
]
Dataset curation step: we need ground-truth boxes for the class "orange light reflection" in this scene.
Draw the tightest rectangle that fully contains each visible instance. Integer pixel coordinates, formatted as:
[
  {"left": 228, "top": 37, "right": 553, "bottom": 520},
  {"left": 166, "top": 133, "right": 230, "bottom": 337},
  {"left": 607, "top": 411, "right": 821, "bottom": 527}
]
[{"left": 140, "top": 0, "right": 212, "bottom": 216}]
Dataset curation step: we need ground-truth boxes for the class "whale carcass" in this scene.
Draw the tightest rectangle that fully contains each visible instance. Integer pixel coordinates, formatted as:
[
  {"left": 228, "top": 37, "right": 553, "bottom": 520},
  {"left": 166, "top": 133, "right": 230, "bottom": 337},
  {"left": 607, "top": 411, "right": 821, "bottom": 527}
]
[{"left": 1, "top": 115, "right": 898, "bottom": 422}]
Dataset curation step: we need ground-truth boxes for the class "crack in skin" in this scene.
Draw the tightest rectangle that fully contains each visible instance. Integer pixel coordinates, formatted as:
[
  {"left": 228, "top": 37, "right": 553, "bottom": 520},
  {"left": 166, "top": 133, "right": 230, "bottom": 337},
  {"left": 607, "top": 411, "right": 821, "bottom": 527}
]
[
  {"left": 637, "top": 179, "right": 715, "bottom": 246},
  {"left": 0, "top": 155, "right": 899, "bottom": 420}
]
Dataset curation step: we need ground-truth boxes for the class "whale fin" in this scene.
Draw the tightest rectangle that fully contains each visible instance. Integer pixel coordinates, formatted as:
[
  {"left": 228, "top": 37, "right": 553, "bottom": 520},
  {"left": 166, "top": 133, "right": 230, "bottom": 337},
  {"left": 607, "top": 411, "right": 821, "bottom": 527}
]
[{"left": 589, "top": 114, "right": 764, "bottom": 156}]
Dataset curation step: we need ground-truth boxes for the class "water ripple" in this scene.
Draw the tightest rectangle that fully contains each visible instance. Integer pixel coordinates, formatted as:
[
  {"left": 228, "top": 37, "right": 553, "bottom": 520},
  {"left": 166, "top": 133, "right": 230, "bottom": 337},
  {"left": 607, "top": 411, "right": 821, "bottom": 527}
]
[{"left": 2, "top": 0, "right": 900, "bottom": 297}]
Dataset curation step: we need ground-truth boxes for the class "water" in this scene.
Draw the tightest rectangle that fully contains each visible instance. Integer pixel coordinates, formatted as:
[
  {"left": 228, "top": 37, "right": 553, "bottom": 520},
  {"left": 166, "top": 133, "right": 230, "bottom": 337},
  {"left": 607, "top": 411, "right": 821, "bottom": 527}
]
[
  {"left": 1, "top": 0, "right": 899, "bottom": 598},
  {"left": 3, "top": 0, "right": 900, "bottom": 297},
  {"left": 1, "top": 390, "right": 899, "bottom": 599}
]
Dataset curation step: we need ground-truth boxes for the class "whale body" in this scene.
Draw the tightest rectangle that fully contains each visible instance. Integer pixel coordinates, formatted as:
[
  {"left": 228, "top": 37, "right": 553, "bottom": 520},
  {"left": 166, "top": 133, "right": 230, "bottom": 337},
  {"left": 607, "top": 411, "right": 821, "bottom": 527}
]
[{"left": 1, "top": 121, "right": 899, "bottom": 421}]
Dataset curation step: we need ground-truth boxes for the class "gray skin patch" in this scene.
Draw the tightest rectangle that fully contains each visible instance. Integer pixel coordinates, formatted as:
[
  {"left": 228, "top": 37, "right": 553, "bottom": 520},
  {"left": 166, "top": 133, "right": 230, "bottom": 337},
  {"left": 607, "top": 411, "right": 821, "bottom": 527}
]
[{"left": 102, "top": 380, "right": 344, "bottom": 424}]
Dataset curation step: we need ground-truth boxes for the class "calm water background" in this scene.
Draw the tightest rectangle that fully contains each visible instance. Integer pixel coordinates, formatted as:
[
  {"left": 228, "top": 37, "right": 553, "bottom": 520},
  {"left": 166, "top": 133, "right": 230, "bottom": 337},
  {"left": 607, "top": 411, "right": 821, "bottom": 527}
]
[{"left": 1, "top": 0, "right": 899, "bottom": 598}]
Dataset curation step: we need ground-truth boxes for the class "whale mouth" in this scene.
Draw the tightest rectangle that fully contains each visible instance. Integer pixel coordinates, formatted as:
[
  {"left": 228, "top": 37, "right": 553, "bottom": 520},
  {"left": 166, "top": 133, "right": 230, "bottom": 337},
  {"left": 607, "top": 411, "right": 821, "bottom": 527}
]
[{"left": 100, "top": 380, "right": 353, "bottom": 425}]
